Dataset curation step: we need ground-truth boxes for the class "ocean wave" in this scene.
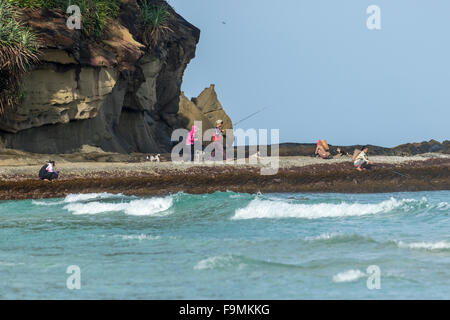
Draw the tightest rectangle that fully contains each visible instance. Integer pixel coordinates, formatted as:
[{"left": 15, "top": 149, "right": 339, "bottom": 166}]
[
  {"left": 194, "top": 255, "right": 244, "bottom": 270},
  {"left": 63, "top": 192, "right": 125, "bottom": 203},
  {"left": 304, "top": 233, "right": 374, "bottom": 244},
  {"left": 121, "top": 234, "right": 161, "bottom": 241},
  {"left": 64, "top": 197, "right": 173, "bottom": 216},
  {"left": 31, "top": 200, "right": 60, "bottom": 206},
  {"left": 193, "top": 254, "right": 310, "bottom": 271},
  {"left": 332, "top": 269, "right": 366, "bottom": 283},
  {"left": 0, "top": 261, "right": 25, "bottom": 267},
  {"left": 32, "top": 193, "right": 126, "bottom": 206},
  {"left": 396, "top": 240, "right": 450, "bottom": 251},
  {"left": 436, "top": 202, "right": 450, "bottom": 210},
  {"left": 232, "top": 197, "right": 421, "bottom": 220},
  {"left": 305, "top": 233, "right": 341, "bottom": 241}
]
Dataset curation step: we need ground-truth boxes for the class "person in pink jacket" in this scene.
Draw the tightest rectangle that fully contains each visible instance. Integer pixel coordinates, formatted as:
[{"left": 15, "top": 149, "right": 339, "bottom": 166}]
[{"left": 186, "top": 125, "right": 197, "bottom": 161}]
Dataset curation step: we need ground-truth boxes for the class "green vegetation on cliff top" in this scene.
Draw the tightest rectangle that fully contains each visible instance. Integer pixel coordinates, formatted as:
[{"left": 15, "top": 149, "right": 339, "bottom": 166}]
[
  {"left": 138, "top": 0, "right": 173, "bottom": 47},
  {"left": 1, "top": 0, "right": 174, "bottom": 114},
  {"left": 8, "top": 0, "right": 173, "bottom": 41},
  {"left": 8, "top": 0, "right": 122, "bottom": 37},
  {"left": 0, "top": 0, "right": 39, "bottom": 115}
]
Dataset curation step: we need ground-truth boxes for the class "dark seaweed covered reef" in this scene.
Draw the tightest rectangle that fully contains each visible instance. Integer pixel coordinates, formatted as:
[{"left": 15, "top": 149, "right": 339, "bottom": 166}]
[{"left": 1, "top": 158, "right": 448, "bottom": 200}]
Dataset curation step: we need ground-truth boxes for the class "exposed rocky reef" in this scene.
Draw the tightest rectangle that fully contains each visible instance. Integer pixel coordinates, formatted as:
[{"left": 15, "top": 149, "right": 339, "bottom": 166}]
[
  {"left": 276, "top": 140, "right": 450, "bottom": 157},
  {"left": 0, "top": 1, "right": 232, "bottom": 154},
  {"left": 0, "top": 158, "right": 448, "bottom": 200}
]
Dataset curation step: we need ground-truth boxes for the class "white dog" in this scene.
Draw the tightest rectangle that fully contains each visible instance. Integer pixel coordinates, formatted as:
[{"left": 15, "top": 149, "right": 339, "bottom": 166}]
[
  {"left": 249, "top": 151, "right": 261, "bottom": 161},
  {"left": 147, "top": 154, "right": 160, "bottom": 162},
  {"left": 195, "top": 150, "right": 206, "bottom": 162}
]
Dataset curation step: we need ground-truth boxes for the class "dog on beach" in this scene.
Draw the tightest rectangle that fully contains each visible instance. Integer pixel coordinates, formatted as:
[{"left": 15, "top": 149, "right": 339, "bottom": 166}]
[
  {"left": 249, "top": 151, "right": 261, "bottom": 162},
  {"left": 195, "top": 150, "right": 206, "bottom": 162},
  {"left": 146, "top": 154, "right": 161, "bottom": 162}
]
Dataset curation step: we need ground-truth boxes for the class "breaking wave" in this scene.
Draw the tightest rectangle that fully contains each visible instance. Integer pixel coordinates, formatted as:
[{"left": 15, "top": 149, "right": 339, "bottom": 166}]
[
  {"left": 121, "top": 234, "right": 162, "bottom": 241},
  {"left": 396, "top": 240, "right": 450, "bottom": 251},
  {"left": 63, "top": 193, "right": 125, "bottom": 203},
  {"left": 64, "top": 197, "right": 173, "bottom": 216},
  {"left": 32, "top": 192, "right": 126, "bottom": 206},
  {"left": 194, "top": 255, "right": 243, "bottom": 271},
  {"left": 232, "top": 197, "right": 427, "bottom": 220},
  {"left": 31, "top": 200, "right": 61, "bottom": 206},
  {"left": 304, "top": 233, "right": 375, "bottom": 244},
  {"left": 332, "top": 269, "right": 366, "bottom": 283}
]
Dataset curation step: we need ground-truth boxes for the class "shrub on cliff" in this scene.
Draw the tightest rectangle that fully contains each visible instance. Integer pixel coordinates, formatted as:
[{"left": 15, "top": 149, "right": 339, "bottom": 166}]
[
  {"left": 8, "top": 0, "right": 122, "bottom": 38},
  {"left": 138, "top": 0, "right": 173, "bottom": 47},
  {"left": 7, "top": 0, "right": 58, "bottom": 8},
  {"left": 67, "top": 0, "right": 122, "bottom": 38},
  {"left": 0, "top": 0, "right": 39, "bottom": 116}
]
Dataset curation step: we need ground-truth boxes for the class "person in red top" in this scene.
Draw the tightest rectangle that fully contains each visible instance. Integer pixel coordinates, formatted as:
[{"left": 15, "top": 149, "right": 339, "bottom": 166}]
[{"left": 212, "top": 120, "right": 226, "bottom": 160}]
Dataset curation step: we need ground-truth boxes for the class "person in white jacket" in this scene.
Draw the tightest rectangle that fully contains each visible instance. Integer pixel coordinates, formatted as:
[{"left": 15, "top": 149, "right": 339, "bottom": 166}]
[
  {"left": 38, "top": 161, "right": 59, "bottom": 181},
  {"left": 354, "top": 146, "right": 373, "bottom": 171}
]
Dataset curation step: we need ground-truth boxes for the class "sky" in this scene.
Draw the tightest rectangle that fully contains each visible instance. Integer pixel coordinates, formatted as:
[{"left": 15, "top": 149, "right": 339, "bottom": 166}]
[{"left": 169, "top": 0, "right": 450, "bottom": 147}]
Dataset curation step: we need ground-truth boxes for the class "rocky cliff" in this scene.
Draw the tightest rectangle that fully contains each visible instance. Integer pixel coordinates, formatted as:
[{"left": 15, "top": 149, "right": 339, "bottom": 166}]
[
  {"left": 178, "top": 84, "right": 232, "bottom": 132},
  {"left": 0, "top": 1, "right": 231, "bottom": 154}
]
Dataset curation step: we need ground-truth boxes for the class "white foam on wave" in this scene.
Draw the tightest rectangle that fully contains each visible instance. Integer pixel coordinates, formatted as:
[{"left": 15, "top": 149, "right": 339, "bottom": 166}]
[
  {"left": 64, "top": 197, "right": 173, "bottom": 216},
  {"left": 121, "top": 234, "right": 161, "bottom": 241},
  {"left": 305, "top": 233, "right": 342, "bottom": 241},
  {"left": 332, "top": 269, "right": 366, "bottom": 283},
  {"left": 0, "top": 261, "right": 25, "bottom": 267},
  {"left": 232, "top": 197, "right": 418, "bottom": 220},
  {"left": 63, "top": 192, "right": 124, "bottom": 203},
  {"left": 32, "top": 193, "right": 125, "bottom": 206},
  {"left": 195, "top": 256, "right": 229, "bottom": 270},
  {"left": 437, "top": 202, "right": 450, "bottom": 210},
  {"left": 396, "top": 240, "right": 450, "bottom": 251},
  {"left": 194, "top": 255, "right": 244, "bottom": 271},
  {"left": 32, "top": 200, "right": 60, "bottom": 206}
]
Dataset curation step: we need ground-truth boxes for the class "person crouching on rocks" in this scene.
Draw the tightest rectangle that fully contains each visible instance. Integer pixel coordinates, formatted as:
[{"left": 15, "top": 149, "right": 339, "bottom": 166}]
[
  {"left": 315, "top": 140, "right": 331, "bottom": 159},
  {"left": 39, "top": 161, "right": 59, "bottom": 181},
  {"left": 354, "top": 146, "right": 373, "bottom": 171}
]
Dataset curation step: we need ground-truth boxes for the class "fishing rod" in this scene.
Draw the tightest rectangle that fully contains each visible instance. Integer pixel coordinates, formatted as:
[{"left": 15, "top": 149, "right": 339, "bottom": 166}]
[
  {"left": 230, "top": 107, "right": 270, "bottom": 151},
  {"left": 233, "top": 107, "right": 269, "bottom": 127}
]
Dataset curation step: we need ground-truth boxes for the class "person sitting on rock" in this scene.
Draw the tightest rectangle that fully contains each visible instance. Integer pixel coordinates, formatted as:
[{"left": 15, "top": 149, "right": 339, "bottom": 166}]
[
  {"left": 39, "top": 161, "right": 59, "bottom": 181},
  {"left": 315, "top": 139, "right": 331, "bottom": 159},
  {"left": 353, "top": 146, "right": 373, "bottom": 171}
]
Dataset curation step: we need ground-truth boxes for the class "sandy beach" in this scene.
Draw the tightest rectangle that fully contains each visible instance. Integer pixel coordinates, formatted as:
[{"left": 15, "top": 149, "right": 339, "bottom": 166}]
[{"left": 0, "top": 153, "right": 448, "bottom": 179}]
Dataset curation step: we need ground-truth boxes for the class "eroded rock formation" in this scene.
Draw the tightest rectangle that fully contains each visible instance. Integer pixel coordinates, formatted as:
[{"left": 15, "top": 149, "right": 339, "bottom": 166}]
[
  {"left": 178, "top": 84, "right": 232, "bottom": 131},
  {"left": 0, "top": 1, "right": 215, "bottom": 154}
]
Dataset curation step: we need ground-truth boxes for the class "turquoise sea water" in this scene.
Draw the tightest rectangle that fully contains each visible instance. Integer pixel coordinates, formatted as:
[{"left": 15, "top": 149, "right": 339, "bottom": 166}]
[{"left": 1, "top": 190, "right": 450, "bottom": 299}]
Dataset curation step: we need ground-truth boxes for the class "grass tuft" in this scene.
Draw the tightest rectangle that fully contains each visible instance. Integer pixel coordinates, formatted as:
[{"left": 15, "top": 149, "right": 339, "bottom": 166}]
[
  {"left": 138, "top": 0, "right": 173, "bottom": 47},
  {"left": 0, "top": 0, "right": 39, "bottom": 116},
  {"left": 8, "top": 0, "right": 122, "bottom": 38}
]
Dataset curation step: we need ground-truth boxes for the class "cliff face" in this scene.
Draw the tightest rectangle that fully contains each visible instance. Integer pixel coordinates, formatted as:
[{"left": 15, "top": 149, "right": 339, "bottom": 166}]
[{"left": 0, "top": 1, "right": 204, "bottom": 154}]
